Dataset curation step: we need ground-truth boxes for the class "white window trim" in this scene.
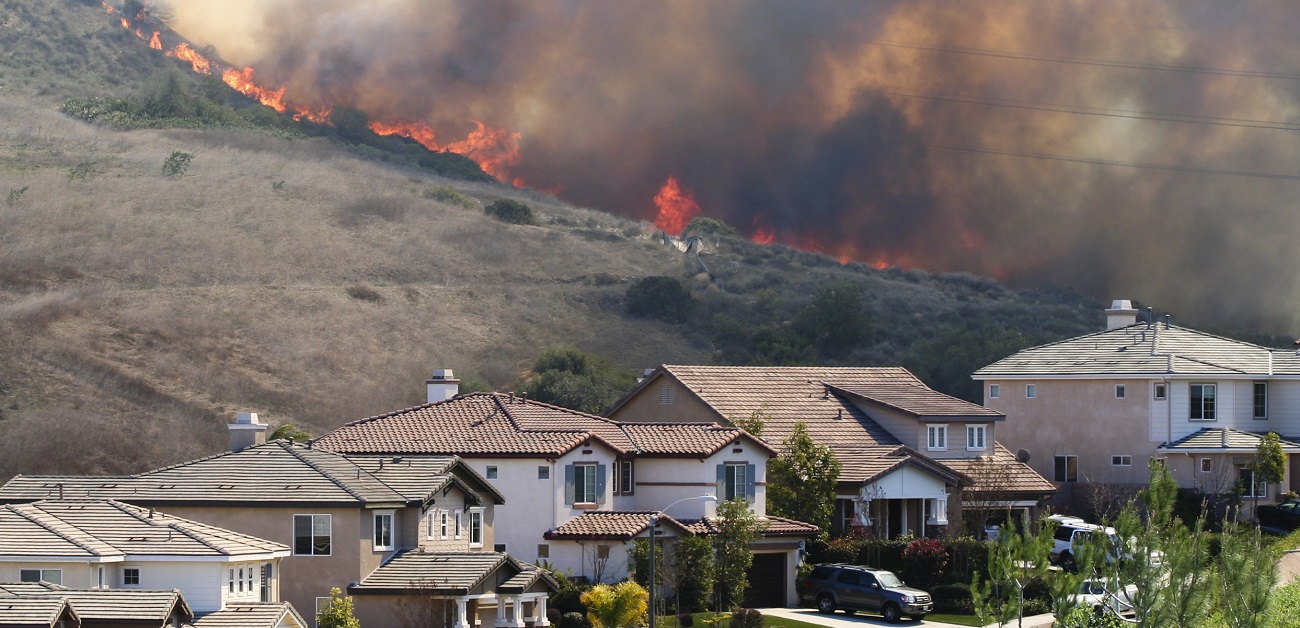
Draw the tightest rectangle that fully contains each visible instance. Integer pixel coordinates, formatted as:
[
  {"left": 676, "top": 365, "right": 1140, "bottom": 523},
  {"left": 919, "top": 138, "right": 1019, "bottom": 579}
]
[
  {"left": 1200, "top": 458, "right": 1213, "bottom": 473},
  {"left": 1054, "top": 454, "right": 1078, "bottom": 483},
  {"left": 1154, "top": 383, "right": 1167, "bottom": 400},
  {"left": 454, "top": 509, "right": 463, "bottom": 540},
  {"left": 1254, "top": 381, "right": 1268, "bottom": 420},
  {"left": 724, "top": 462, "right": 748, "bottom": 502},
  {"left": 1190, "top": 383, "right": 1217, "bottom": 421},
  {"left": 293, "top": 514, "right": 332, "bottom": 557},
  {"left": 965, "top": 424, "right": 986, "bottom": 451},
  {"left": 486, "top": 465, "right": 498, "bottom": 480},
  {"left": 575, "top": 463, "right": 599, "bottom": 504},
  {"left": 20, "top": 569, "right": 62, "bottom": 585},
  {"left": 927, "top": 424, "right": 948, "bottom": 451},
  {"left": 1115, "top": 384, "right": 1126, "bottom": 399},
  {"left": 538, "top": 465, "right": 550, "bottom": 480},
  {"left": 988, "top": 384, "right": 999, "bottom": 399},
  {"left": 468, "top": 507, "right": 485, "bottom": 549},
  {"left": 122, "top": 566, "right": 141, "bottom": 587},
  {"left": 1111, "top": 455, "right": 1132, "bottom": 467},
  {"left": 1026, "top": 384, "right": 1037, "bottom": 399},
  {"left": 440, "top": 510, "right": 449, "bottom": 540},
  {"left": 373, "top": 510, "right": 396, "bottom": 552}
]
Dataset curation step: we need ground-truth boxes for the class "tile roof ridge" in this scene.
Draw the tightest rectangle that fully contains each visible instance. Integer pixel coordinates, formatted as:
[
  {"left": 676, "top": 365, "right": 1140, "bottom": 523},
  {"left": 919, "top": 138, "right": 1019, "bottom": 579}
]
[
  {"left": 8, "top": 502, "right": 113, "bottom": 558},
  {"left": 107, "top": 501, "right": 233, "bottom": 555},
  {"left": 282, "top": 443, "right": 373, "bottom": 503},
  {"left": 338, "top": 393, "right": 500, "bottom": 428}
]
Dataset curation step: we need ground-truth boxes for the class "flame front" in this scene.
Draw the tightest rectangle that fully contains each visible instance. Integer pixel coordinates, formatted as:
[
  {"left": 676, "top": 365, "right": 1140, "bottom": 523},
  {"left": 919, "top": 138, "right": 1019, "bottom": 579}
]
[
  {"left": 221, "top": 67, "right": 287, "bottom": 113},
  {"left": 652, "top": 176, "right": 702, "bottom": 236},
  {"left": 166, "top": 42, "right": 210, "bottom": 74}
]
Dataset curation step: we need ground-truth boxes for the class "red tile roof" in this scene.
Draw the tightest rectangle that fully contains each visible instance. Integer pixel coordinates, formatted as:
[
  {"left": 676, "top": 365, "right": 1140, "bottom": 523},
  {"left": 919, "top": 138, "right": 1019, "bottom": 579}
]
[
  {"left": 314, "top": 393, "right": 772, "bottom": 458},
  {"left": 544, "top": 511, "right": 818, "bottom": 540}
]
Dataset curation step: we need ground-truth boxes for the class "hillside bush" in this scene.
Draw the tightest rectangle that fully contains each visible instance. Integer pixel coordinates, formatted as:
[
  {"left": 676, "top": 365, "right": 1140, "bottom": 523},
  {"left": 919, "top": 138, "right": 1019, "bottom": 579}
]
[
  {"left": 485, "top": 199, "right": 537, "bottom": 225},
  {"left": 417, "top": 152, "right": 495, "bottom": 182},
  {"left": 161, "top": 151, "right": 193, "bottom": 177},
  {"left": 626, "top": 276, "right": 696, "bottom": 324},
  {"left": 523, "top": 348, "right": 638, "bottom": 415},
  {"left": 422, "top": 185, "right": 477, "bottom": 208}
]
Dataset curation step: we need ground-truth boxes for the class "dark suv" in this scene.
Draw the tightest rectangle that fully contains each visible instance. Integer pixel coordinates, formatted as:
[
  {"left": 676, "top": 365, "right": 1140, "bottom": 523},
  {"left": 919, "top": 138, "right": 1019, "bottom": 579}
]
[{"left": 802, "top": 563, "right": 932, "bottom": 623}]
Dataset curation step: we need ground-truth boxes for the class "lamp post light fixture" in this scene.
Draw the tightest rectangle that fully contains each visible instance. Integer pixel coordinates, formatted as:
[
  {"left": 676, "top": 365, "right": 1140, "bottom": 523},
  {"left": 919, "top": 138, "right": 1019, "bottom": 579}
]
[{"left": 649, "top": 494, "right": 717, "bottom": 628}]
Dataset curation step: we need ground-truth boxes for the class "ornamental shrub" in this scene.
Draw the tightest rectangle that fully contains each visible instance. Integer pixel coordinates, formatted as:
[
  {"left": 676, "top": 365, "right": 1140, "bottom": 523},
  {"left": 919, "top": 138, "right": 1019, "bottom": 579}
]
[{"left": 901, "top": 537, "right": 948, "bottom": 589}]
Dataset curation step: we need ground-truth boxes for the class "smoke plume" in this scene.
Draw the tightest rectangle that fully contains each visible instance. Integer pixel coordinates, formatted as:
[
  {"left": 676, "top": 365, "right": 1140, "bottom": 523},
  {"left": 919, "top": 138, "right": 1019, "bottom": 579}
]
[{"left": 172, "top": 0, "right": 1300, "bottom": 331}]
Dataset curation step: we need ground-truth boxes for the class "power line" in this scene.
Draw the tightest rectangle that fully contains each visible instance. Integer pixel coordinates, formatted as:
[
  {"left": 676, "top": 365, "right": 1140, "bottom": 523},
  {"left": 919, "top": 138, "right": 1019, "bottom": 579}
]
[
  {"left": 865, "top": 87, "right": 1300, "bottom": 132},
  {"left": 868, "top": 41, "right": 1300, "bottom": 81},
  {"left": 909, "top": 141, "right": 1300, "bottom": 181}
]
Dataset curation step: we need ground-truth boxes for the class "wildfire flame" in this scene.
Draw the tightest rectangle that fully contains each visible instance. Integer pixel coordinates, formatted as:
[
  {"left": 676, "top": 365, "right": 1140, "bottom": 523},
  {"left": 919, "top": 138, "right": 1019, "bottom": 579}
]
[
  {"left": 148, "top": 31, "right": 161, "bottom": 50},
  {"left": 652, "top": 176, "right": 702, "bottom": 236},
  {"left": 221, "top": 67, "right": 287, "bottom": 113},
  {"left": 166, "top": 42, "right": 211, "bottom": 74}
]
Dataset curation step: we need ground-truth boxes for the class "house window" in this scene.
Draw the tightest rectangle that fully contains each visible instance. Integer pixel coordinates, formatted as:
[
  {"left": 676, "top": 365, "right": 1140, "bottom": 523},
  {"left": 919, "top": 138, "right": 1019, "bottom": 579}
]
[
  {"left": 373, "top": 511, "right": 395, "bottom": 551},
  {"left": 469, "top": 508, "right": 484, "bottom": 548},
  {"left": 988, "top": 384, "right": 1000, "bottom": 399},
  {"left": 538, "top": 544, "right": 550, "bottom": 559},
  {"left": 454, "top": 509, "right": 463, "bottom": 539},
  {"left": 596, "top": 544, "right": 611, "bottom": 560},
  {"left": 238, "top": 567, "right": 245, "bottom": 593},
  {"left": 316, "top": 597, "right": 332, "bottom": 627},
  {"left": 1201, "top": 458, "right": 1213, "bottom": 473},
  {"left": 1154, "top": 383, "right": 1167, "bottom": 400},
  {"left": 486, "top": 466, "right": 498, "bottom": 479},
  {"left": 1054, "top": 455, "right": 1078, "bottom": 483},
  {"left": 440, "top": 511, "right": 450, "bottom": 539},
  {"left": 927, "top": 424, "right": 948, "bottom": 451},
  {"left": 1190, "top": 383, "right": 1216, "bottom": 421},
  {"left": 494, "top": 544, "right": 506, "bottom": 552},
  {"left": 1111, "top": 455, "right": 1132, "bottom": 467},
  {"left": 97, "top": 566, "right": 104, "bottom": 589},
  {"left": 20, "top": 569, "right": 62, "bottom": 585},
  {"left": 724, "top": 463, "right": 747, "bottom": 502},
  {"left": 659, "top": 383, "right": 675, "bottom": 404},
  {"left": 261, "top": 564, "right": 272, "bottom": 603},
  {"left": 619, "top": 460, "right": 634, "bottom": 495},
  {"left": 1239, "top": 468, "right": 1268, "bottom": 498},
  {"left": 1025, "top": 384, "right": 1037, "bottom": 398},
  {"left": 1254, "top": 382, "right": 1268, "bottom": 419},
  {"left": 1115, "top": 385, "right": 1126, "bottom": 399},
  {"left": 538, "top": 466, "right": 550, "bottom": 480},
  {"left": 839, "top": 499, "right": 858, "bottom": 530},
  {"left": 123, "top": 567, "right": 140, "bottom": 586},
  {"left": 573, "top": 463, "right": 599, "bottom": 504},
  {"left": 966, "top": 425, "right": 986, "bottom": 451},
  {"left": 228, "top": 569, "right": 235, "bottom": 593},
  {"left": 294, "top": 514, "right": 331, "bottom": 555}
]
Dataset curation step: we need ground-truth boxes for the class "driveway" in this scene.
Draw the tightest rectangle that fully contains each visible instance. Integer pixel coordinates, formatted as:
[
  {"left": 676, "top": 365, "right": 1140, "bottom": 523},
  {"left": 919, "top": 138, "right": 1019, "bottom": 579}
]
[{"left": 759, "top": 607, "right": 1056, "bottom": 628}]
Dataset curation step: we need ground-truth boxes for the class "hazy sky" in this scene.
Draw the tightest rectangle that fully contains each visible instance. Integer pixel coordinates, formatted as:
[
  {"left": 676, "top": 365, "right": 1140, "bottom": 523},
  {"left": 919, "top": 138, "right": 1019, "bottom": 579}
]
[{"left": 172, "top": 0, "right": 1300, "bottom": 331}]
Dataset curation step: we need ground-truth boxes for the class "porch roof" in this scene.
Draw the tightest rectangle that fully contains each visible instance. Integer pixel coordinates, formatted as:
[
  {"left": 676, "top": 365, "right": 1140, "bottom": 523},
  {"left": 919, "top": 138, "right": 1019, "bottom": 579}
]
[
  {"left": 1158, "top": 428, "right": 1300, "bottom": 453},
  {"left": 348, "top": 551, "right": 558, "bottom": 596}
]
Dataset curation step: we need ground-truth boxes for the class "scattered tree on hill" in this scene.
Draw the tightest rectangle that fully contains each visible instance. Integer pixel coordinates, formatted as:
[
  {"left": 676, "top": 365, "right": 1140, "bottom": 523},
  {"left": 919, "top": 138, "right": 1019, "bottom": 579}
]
[
  {"left": 790, "top": 282, "right": 870, "bottom": 356},
  {"left": 905, "top": 324, "right": 1036, "bottom": 402},
  {"left": 522, "top": 348, "right": 638, "bottom": 415},
  {"left": 270, "top": 424, "right": 311, "bottom": 442},
  {"left": 626, "top": 276, "right": 696, "bottom": 324},
  {"left": 767, "top": 421, "right": 840, "bottom": 540},
  {"left": 485, "top": 199, "right": 537, "bottom": 225}
]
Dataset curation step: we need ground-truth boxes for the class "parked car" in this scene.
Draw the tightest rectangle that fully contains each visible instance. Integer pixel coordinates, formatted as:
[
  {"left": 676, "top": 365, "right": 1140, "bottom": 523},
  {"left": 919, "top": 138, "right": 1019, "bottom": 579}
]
[
  {"left": 802, "top": 563, "right": 932, "bottom": 623},
  {"left": 1067, "top": 580, "right": 1137, "bottom": 617},
  {"left": 1256, "top": 499, "right": 1300, "bottom": 533},
  {"left": 1047, "top": 515, "right": 1122, "bottom": 573}
]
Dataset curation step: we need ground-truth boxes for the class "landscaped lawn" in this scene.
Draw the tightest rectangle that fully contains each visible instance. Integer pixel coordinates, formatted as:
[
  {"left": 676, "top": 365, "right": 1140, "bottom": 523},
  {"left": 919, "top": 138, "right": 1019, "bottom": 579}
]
[{"left": 653, "top": 609, "right": 987, "bottom": 627}]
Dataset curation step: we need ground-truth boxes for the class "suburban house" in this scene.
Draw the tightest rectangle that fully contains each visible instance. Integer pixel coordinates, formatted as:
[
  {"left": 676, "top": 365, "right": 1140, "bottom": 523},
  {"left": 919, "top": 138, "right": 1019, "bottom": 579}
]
[
  {"left": 310, "top": 372, "right": 818, "bottom": 607},
  {"left": 0, "top": 582, "right": 308, "bottom": 628},
  {"left": 0, "top": 430, "right": 551, "bottom": 628},
  {"left": 975, "top": 300, "right": 1300, "bottom": 518},
  {"left": 0, "top": 499, "right": 288, "bottom": 613},
  {"left": 606, "top": 365, "right": 1055, "bottom": 537}
]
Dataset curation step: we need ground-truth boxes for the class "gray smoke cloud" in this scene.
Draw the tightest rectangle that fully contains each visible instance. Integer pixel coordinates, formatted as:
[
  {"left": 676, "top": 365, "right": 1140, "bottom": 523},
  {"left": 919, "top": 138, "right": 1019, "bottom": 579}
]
[{"left": 173, "top": 0, "right": 1300, "bottom": 331}]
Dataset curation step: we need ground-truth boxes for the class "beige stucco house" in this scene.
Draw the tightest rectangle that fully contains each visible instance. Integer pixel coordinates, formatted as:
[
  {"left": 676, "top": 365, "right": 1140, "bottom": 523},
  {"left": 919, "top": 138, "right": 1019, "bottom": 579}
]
[
  {"left": 606, "top": 365, "right": 1055, "bottom": 537},
  {"left": 974, "top": 300, "right": 1300, "bottom": 519}
]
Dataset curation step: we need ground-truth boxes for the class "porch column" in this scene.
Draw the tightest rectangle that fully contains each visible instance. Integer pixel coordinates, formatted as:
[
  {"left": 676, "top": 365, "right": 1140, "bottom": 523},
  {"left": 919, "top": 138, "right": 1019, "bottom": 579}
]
[
  {"left": 455, "top": 598, "right": 471, "bottom": 628},
  {"left": 535, "top": 596, "right": 550, "bottom": 626},
  {"left": 510, "top": 596, "right": 524, "bottom": 628},
  {"left": 495, "top": 598, "right": 507, "bottom": 628}
]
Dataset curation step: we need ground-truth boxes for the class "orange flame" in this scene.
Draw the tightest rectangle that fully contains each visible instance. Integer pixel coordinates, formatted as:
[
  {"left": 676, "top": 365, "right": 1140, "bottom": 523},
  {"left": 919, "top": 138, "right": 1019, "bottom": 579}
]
[
  {"left": 652, "top": 176, "right": 702, "bottom": 236},
  {"left": 369, "top": 119, "right": 521, "bottom": 183},
  {"left": 121, "top": 17, "right": 129, "bottom": 28},
  {"left": 148, "top": 31, "right": 162, "bottom": 50},
  {"left": 371, "top": 119, "right": 441, "bottom": 150},
  {"left": 222, "top": 67, "right": 287, "bottom": 113},
  {"left": 752, "top": 228, "right": 775, "bottom": 245},
  {"left": 166, "top": 43, "right": 211, "bottom": 74}
]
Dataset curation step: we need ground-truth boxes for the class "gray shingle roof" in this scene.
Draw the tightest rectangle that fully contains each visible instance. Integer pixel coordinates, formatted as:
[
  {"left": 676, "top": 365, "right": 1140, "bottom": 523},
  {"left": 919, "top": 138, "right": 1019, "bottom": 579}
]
[
  {"left": 828, "top": 384, "right": 1003, "bottom": 421},
  {"left": 0, "top": 597, "right": 74, "bottom": 627},
  {"left": 0, "top": 500, "right": 287, "bottom": 560},
  {"left": 20, "top": 589, "right": 191, "bottom": 623},
  {"left": 1159, "top": 428, "right": 1300, "bottom": 452},
  {"left": 313, "top": 392, "right": 772, "bottom": 458},
  {"left": 190, "top": 602, "right": 307, "bottom": 628},
  {"left": 349, "top": 551, "right": 555, "bottom": 596},
  {"left": 974, "top": 323, "right": 1300, "bottom": 378},
  {"left": 0, "top": 442, "right": 491, "bottom": 507}
]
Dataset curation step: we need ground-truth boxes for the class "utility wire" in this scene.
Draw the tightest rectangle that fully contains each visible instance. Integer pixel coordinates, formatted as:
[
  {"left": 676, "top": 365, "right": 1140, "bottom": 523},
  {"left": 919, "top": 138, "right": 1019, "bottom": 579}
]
[
  {"left": 908, "top": 141, "right": 1300, "bottom": 181},
  {"left": 868, "top": 41, "right": 1300, "bottom": 81},
  {"left": 867, "top": 88, "right": 1300, "bottom": 132}
]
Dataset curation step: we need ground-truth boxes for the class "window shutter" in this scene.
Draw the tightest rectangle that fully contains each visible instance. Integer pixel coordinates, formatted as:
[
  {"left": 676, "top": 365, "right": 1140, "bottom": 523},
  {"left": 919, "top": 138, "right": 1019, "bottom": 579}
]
[
  {"left": 716, "top": 464, "right": 726, "bottom": 501},
  {"left": 595, "top": 464, "right": 608, "bottom": 505},
  {"left": 564, "top": 464, "right": 575, "bottom": 505},
  {"left": 745, "top": 463, "right": 757, "bottom": 503}
]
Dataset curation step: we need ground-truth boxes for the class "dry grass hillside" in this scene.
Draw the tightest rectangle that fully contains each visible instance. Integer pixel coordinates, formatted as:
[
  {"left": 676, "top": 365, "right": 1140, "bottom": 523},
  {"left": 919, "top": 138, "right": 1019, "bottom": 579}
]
[{"left": 0, "top": 0, "right": 1108, "bottom": 480}]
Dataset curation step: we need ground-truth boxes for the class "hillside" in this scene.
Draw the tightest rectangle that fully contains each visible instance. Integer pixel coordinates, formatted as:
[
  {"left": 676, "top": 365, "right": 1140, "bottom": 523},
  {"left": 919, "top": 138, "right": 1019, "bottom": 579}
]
[{"left": 0, "top": 0, "right": 1106, "bottom": 480}]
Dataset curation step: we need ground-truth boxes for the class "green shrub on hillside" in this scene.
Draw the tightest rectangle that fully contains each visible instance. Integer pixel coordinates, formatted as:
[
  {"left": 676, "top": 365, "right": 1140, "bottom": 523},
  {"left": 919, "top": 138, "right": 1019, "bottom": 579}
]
[
  {"left": 422, "top": 185, "right": 477, "bottom": 208},
  {"left": 682, "top": 216, "right": 738, "bottom": 237},
  {"left": 626, "top": 276, "right": 696, "bottom": 323},
  {"left": 523, "top": 348, "right": 637, "bottom": 414},
  {"left": 485, "top": 199, "right": 537, "bottom": 225},
  {"left": 417, "top": 152, "right": 495, "bottom": 182}
]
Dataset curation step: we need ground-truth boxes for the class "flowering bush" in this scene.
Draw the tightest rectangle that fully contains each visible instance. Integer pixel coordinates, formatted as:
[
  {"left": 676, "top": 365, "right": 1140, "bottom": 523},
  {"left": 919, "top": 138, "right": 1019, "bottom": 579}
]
[{"left": 901, "top": 537, "right": 948, "bottom": 589}]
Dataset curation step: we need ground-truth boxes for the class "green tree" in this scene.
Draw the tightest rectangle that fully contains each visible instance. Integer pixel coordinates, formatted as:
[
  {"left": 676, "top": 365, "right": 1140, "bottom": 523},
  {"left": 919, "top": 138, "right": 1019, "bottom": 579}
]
[
  {"left": 712, "top": 499, "right": 765, "bottom": 611},
  {"left": 317, "top": 587, "right": 361, "bottom": 628},
  {"left": 790, "top": 281, "right": 870, "bottom": 356},
  {"left": 484, "top": 199, "right": 537, "bottom": 225},
  {"left": 1251, "top": 432, "right": 1286, "bottom": 514},
  {"left": 665, "top": 536, "right": 714, "bottom": 613},
  {"left": 270, "top": 424, "right": 312, "bottom": 442},
  {"left": 905, "top": 324, "right": 1034, "bottom": 402},
  {"left": 581, "top": 581, "right": 648, "bottom": 628},
  {"left": 522, "top": 348, "right": 638, "bottom": 414},
  {"left": 767, "top": 421, "right": 840, "bottom": 540},
  {"left": 729, "top": 404, "right": 769, "bottom": 438},
  {"left": 1217, "top": 519, "right": 1279, "bottom": 628},
  {"left": 626, "top": 276, "right": 697, "bottom": 324},
  {"left": 971, "top": 521, "right": 1051, "bottom": 627}
]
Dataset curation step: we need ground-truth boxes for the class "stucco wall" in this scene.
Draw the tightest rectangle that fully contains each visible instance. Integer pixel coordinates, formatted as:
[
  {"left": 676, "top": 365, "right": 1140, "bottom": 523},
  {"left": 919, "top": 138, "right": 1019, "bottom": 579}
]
[{"left": 609, "top": 377, "right": 722, "bottom": 424}]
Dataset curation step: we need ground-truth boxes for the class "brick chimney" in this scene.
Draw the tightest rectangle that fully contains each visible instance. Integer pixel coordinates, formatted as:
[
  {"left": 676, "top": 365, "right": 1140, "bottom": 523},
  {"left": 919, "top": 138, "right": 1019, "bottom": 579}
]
[
  {"left": 427, "top": 369, "right": 460, "bottom": 403},
  {"left": 228, "top": 412, "right": 268, "bottom": 452},
  {"left": 1105, "top": 299, "right": 1139, "bottom": 330}
]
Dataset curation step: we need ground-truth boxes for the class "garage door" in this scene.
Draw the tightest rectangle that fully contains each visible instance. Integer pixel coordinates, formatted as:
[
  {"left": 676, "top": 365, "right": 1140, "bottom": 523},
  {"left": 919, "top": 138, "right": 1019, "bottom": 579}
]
[{"left": 743, "top": 553, "right": 786, "bottom": 608}]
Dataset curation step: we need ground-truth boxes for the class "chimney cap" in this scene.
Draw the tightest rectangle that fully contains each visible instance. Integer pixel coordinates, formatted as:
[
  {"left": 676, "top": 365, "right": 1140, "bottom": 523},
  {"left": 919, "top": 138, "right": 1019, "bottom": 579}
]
[
  {"left": 429, "top": 369, "right": 457, "bottom": 381},
  {"left": 234, "top": 412, "right": 264, "bottom": 425}
]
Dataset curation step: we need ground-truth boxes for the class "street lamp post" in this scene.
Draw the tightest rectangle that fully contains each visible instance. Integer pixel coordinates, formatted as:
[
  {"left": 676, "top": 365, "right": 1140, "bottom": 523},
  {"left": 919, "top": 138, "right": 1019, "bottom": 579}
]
[{"left": 649, "top": 495, "right": 717, "bottom": 628}]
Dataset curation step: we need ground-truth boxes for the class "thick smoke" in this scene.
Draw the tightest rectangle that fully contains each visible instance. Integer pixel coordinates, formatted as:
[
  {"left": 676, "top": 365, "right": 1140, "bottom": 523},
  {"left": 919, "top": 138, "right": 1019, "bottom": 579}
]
[{"left": 173, "top": 0, "right": 1300, "bottom": 331}]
